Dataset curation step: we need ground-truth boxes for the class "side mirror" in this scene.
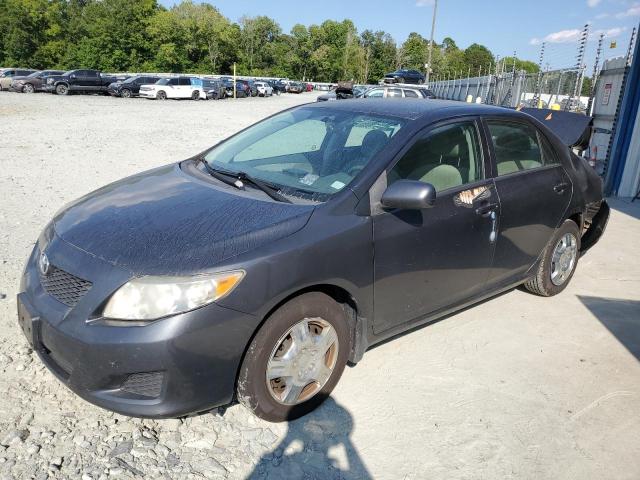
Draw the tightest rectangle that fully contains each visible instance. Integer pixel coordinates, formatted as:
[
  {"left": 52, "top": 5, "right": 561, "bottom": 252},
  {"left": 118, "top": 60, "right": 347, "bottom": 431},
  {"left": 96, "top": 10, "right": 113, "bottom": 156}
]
[{"left": 381, "top": 180, "right": 436, "bottom": 210}]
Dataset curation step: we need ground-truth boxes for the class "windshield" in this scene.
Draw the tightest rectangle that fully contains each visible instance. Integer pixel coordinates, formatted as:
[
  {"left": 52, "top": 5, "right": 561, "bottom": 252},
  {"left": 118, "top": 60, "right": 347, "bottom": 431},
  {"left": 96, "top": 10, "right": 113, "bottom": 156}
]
[
  {"left": 202, "top": 107, "right": 406, "bottom": 199},
  {"left": 26, "top": 71, "right": 42, "bottom": 78},
  {"left": 156, "top": 78, "right": 170, "bottom": 85},
  {"left": 123, "top": 76, "right": 139, "bottom": 84}
]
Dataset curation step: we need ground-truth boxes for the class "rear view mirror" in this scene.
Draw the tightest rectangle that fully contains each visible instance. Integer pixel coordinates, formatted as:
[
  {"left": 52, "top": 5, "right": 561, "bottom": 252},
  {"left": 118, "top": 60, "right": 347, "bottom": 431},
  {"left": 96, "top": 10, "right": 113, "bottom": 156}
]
[{"left": 381, "top": 180, "right": 436, "bottom": 210}]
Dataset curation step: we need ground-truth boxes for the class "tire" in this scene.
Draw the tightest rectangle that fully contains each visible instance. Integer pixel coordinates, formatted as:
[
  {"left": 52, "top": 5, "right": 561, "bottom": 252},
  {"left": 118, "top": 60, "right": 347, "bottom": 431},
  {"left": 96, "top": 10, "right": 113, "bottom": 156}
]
[
  {"left": 418, "top": 79, "right": 425, "bottom": 85},
  {"left": 524, "top": 219, "right": 581, "bottom": 297},
  {"left": 396, "top": 77, "right": 405, "bottom": 84},
  {"left": 120, "top": 88, "right": 132, "bottom": 98},
  {"left": 237, "top": 292, "right": 351, "bottom": 422},
  {"left": 191, "top": 90, "right": 200, "bottom": 101},
  {"left": 55, "top": 84, "right": 69, "bottom": 95},
  {"left": 23, "top": 83, "right": 35, "bottom": 94},
  {"left": 156, "top": 90, "right": 167, "bottom": 100}
]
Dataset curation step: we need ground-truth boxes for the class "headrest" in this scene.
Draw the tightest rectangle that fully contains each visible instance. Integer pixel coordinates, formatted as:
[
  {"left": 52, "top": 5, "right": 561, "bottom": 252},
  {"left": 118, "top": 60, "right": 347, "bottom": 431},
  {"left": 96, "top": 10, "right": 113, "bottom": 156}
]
[{"left": 496, "top": 132, "right": 531, "bottom": 151}]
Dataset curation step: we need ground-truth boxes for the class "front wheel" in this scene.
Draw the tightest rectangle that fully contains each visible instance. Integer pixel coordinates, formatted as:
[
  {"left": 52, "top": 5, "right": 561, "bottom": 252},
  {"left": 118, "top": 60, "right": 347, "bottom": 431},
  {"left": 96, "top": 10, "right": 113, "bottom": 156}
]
[
  {"left": 55, "top": 84, "right": 69, "bottom": 95},
  {"left": 23, "top": 83, "right": 35, "bottom": 94},
  {"left": 120, "top": 88, "right": 132, "bottom": 98},
  {"left": 237, "top": 292, "right": 351, "bottom": 422},
  {"left": 524, "top": 219, "right": 581, "bottom": 296},
  {"left": 156, "top": 90, "right": 167, "bottom": 100}
]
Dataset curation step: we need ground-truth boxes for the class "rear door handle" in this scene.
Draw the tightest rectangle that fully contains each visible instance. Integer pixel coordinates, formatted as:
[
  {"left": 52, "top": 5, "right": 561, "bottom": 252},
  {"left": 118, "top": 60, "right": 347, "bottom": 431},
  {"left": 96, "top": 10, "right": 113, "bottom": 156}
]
[
  {"left": 554, "top": 182, "right": 569, "bottom": 194},
  {"left": 475, "top": 202, "right": 499, "bottom": 216}
]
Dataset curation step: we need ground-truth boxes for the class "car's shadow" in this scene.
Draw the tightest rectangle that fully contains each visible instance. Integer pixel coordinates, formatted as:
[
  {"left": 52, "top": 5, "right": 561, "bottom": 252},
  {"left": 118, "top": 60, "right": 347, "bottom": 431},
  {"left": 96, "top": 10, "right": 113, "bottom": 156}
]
[
  {"left": 246, "top": 397, "right": 372, "bottom": 479},
  {"left": 578, "top": 295, "right": 640, "bottom": 361}
]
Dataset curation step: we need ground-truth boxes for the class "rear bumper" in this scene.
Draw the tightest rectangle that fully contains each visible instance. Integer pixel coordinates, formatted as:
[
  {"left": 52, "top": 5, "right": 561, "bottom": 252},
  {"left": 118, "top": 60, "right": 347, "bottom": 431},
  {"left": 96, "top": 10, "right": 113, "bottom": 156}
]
[{"left": 581, "top": 200, "right": 610, "bottom": 253}]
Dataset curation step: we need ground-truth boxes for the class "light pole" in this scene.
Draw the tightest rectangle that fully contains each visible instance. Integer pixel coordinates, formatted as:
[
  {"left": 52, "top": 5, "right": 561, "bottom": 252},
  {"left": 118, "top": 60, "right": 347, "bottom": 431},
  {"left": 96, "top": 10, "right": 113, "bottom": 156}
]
[{"left": 426, "top": 0, "right": 438, "bottom": 85}]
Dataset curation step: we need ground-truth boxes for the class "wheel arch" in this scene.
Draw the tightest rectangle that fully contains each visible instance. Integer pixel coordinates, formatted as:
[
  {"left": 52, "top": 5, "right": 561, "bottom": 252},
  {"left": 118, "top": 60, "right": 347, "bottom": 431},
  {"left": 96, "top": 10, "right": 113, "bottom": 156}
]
[{"left": 233, "top": 283, "right": 366, "bottom": 398}]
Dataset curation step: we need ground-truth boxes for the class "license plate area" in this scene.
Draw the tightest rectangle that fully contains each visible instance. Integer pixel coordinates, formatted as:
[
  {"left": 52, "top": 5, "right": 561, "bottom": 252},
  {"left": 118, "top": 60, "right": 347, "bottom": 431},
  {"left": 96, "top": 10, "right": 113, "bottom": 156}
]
[{"left": 17, "top": 295, "right": 40, "bottom": 348}]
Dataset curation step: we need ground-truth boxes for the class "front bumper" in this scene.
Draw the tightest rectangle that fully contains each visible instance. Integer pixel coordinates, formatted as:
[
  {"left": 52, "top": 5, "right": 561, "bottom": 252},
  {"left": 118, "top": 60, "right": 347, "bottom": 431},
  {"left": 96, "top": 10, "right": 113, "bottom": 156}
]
[{"left": 18, "top": 233, "right": 259, "bottom": 418}]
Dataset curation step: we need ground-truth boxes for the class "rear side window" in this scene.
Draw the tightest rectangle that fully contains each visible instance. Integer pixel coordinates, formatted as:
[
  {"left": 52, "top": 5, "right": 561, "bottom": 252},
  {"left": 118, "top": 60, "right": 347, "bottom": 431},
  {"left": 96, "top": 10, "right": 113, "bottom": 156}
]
[
  {"left": 389, "top": 121, "right": 484, "bottom": 192},
  {"left": 487, "top": 121, "right": 555, "bottom": 176},
  {"left": 179, "top": 78, "right": 191, "bottom": 86},
  {"left": 403, "top": 89, "right": 419, "bottom": 98}
]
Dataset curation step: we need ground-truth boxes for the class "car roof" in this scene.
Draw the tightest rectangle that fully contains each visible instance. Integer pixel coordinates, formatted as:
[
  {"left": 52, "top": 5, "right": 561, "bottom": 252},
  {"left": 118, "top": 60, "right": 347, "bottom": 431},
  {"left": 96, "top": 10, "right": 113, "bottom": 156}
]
[{"left": 301, "top": 98, "right": 519, "bottom": 122}]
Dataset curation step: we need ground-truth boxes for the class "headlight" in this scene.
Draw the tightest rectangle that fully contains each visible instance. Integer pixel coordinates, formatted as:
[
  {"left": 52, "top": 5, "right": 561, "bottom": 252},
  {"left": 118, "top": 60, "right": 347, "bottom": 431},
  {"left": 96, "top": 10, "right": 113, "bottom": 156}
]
[{"left": 102, "top": 271, "right": 245, "bottom": 321}]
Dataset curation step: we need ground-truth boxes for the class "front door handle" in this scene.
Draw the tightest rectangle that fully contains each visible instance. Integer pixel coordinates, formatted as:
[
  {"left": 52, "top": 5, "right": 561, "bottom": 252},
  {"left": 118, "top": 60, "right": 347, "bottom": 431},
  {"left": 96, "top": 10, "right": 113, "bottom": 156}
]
[
  {"left": 475, "top": 201, "right": 499, "bottom": 217},
  {"left": 554, "top": 182, "right": 569, "bottom": 194}
]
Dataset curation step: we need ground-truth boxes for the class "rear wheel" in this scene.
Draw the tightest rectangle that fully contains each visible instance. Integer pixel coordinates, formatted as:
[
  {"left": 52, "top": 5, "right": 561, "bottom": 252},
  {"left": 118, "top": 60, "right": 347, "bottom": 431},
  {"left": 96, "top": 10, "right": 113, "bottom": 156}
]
[
  {"left": 237, "top": 292, "right": 351, "bottom": 422},
  {"left": 524, "top": 219, "right": 581, "bottom": 296},
  {"left": 397, "top": 76, "right": 405, "bottom": 84},
  {"left": 156, "top": 90, "right": 167, "bottom": 100},
  {"left": 120, "top": 88, "right": 132, "bottom": 98},
  {"left": 23, "top": 83, "right": 35, "bottom": 94},
  {"left": 191, "top": 90, "right": 200, "bottom": 101},
  {"left": 55, "top": 84, "right": 69, "bottom": 95}
]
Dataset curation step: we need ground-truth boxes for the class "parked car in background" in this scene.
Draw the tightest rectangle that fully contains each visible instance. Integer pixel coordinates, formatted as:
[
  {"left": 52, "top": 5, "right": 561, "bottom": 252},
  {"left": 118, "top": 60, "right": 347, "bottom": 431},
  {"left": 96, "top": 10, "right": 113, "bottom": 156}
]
[
  {"left": 384, "top": 69, "right": 425, "bottom": 84},
  {"left": 9, "top": 70, "right": 65, "bottom": 93},
  {"left": 316, "top": 84, "right": 371, "bottom": 102},
  {"left": 363, "top": 85, "right": 435, "bottom": 99},
  {"left": 254, "top": 81, "right": 273, "bottom": 97},
  {"left": 288, "top": 82, "right": 304, "bottom": 93},
  {"left": 0, "top": 68, "right": 37, "bottom": 90},
  {"left": 108, "top": 75, "right": 162, "bottom": 98},
  {"left": 203, "top": 79, "right": 226, "bottom": 100},
  {"left": 236, "top": 80, "right": 250, "bottom": 98},
  {"left": 18, "top": 100, "right": 608, "bottom": 423},
  {"left": 139, "top": 77, "right": 206, "bottom": 100},
  {"left": 44, "top": 69, "right": 126, "bottom": 95},
  {"left": 268, "top": 80, "right": 286, "bottom": 94},
  {"left": 305, "top": 83, "right": 314, "bottom": 92}
]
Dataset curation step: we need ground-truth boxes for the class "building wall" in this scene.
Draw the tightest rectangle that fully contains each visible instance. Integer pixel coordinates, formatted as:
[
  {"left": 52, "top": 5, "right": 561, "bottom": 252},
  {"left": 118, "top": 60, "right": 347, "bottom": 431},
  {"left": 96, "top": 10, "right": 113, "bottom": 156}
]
[{"left": 619, "top": 95, "right": 640, "bottom": 197}]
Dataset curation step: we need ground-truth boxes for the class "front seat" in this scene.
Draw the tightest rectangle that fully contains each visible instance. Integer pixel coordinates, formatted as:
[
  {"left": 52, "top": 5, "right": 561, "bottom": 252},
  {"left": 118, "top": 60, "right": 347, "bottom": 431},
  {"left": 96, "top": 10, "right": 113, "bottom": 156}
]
[
  {"left": 346, "top": 129, "right": 389, "bottom": 174},
  {"left": 419, "top": 164, "right": 463, "bottom": 192}
]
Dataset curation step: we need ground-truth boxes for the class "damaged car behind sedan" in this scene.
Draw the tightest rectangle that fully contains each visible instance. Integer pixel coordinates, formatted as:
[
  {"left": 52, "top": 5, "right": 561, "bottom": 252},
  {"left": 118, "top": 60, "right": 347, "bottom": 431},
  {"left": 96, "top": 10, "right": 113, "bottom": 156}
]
[{"left": 18, "top": 100, "right": 608, "bottom": 422}]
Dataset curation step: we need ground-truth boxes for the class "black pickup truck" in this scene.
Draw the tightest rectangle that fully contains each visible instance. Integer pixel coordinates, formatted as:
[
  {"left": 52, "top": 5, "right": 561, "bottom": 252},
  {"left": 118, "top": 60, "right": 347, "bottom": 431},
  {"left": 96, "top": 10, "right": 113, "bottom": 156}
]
[{"left": 44, "top": 69, "right": 128, "bottom": 95}]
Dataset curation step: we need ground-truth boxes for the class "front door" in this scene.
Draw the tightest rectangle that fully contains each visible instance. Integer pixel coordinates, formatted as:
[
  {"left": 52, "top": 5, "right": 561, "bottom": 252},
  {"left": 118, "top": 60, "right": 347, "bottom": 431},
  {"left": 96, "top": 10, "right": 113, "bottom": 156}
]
[
  {"left": 373, "top": 119, "right": 498, "bottom": 334},
  {"left": 483, "top": 119, "right": 572, "bottom": 287}
]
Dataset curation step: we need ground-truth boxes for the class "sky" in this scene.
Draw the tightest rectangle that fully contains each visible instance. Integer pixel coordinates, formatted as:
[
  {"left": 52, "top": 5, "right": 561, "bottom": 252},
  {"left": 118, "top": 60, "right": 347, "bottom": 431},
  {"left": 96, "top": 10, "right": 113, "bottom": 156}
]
[{"left": 162, "top": 0, "right": 640, "bottom": 70}]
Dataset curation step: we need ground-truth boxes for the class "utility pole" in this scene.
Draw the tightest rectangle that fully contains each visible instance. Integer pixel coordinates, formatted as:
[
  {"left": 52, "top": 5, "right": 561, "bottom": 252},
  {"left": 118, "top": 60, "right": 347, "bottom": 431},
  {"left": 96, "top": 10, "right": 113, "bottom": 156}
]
[{"left": 426, "top": 0, "right": 438, "bottom": 85}]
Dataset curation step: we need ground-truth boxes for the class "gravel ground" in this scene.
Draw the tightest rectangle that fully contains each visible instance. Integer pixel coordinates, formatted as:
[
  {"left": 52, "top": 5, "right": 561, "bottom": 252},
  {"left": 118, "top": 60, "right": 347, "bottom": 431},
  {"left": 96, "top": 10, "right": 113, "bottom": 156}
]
[{"left": 1, "top": 91, "right": 640, "bottom": 480}]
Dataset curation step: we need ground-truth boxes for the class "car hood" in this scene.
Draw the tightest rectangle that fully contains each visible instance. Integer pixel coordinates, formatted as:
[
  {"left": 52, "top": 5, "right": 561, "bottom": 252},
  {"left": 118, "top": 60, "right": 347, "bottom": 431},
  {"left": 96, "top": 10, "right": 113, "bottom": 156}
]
[{"left": 52, "top": 164, "right": 314, "bottom": 275}]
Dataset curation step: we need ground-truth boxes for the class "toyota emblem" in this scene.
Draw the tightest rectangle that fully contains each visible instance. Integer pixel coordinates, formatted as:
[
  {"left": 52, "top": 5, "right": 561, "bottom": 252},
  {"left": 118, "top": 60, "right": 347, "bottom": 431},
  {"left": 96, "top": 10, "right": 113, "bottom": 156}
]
[{"left": 39, "top": 253, "right": 51, "bottom": 276}]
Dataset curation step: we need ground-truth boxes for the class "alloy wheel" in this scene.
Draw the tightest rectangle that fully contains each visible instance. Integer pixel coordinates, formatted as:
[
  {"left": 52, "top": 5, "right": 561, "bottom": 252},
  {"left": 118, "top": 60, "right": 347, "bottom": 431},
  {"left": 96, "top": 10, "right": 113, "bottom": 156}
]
[
  {"left": 265, "top": 317, "right": 339, "bottom": 406},
  {"left": 23, "top": 84, "right": 35, "bottom": 93}
]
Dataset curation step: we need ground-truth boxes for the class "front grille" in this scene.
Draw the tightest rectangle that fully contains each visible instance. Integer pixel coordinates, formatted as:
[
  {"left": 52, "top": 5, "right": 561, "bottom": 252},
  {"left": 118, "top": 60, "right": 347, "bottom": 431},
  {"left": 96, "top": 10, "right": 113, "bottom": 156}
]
[
  {"left": 40, "top": 265, "right": 92, "bottom": 307},
  {"left": 121, "top": 372, "right": 164, "bottom": 398}
]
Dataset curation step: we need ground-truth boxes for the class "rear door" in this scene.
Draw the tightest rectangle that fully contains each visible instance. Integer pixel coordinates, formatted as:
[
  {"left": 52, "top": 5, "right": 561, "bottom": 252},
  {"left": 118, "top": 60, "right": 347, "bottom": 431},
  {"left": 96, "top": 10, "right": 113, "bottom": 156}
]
[
  {"left": 372, "top": 118, "right": 498, "bottom": 333},
  {"left": 483, "top": 118, "right": 572, "bottom": 287}
]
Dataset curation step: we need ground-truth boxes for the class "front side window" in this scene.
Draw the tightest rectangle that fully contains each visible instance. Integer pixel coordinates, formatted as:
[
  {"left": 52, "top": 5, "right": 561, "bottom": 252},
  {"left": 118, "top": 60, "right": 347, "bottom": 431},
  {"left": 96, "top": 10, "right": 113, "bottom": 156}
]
[
  {"left": 365, "top": 89, "right": 384, "bottom": 98},
  {"left": 389, "top": 121, "right": 484, "bottom": 192},
  {"left": 487, "top": 121, "right": 551, "bottom": 176},
  {"left": 203, "top": 107, "right": 406, "bottom": 198},
  {"left": 403, "top": 89, "right": 419, "bottom": 98},
  {"left": 387, "top": 88, "right": 402, "bottom": 98}
]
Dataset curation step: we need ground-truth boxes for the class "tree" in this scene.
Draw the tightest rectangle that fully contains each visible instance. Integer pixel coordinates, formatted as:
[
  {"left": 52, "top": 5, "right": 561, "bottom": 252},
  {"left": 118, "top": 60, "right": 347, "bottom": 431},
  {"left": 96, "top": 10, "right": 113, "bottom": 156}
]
[
  {"left": 400, "top": 32, "right": 427, "bottom": 71},
  {"left": 463, "top": 43, "right": 494, "bottom": 73}
]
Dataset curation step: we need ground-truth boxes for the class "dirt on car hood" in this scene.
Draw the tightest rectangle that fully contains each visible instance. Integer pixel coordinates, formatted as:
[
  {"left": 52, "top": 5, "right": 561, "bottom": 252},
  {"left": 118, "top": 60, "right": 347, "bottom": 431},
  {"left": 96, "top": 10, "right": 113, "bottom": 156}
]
[{"left": 52, "top": 164, "right": 314, "bottom": 275}]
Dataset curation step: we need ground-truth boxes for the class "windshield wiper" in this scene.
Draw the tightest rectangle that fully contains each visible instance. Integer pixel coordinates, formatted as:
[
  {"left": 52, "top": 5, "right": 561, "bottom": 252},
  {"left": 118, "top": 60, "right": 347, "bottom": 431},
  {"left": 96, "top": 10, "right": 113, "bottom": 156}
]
[{"left": 201, "top": 160, "right": 292, "bottom": 203}]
